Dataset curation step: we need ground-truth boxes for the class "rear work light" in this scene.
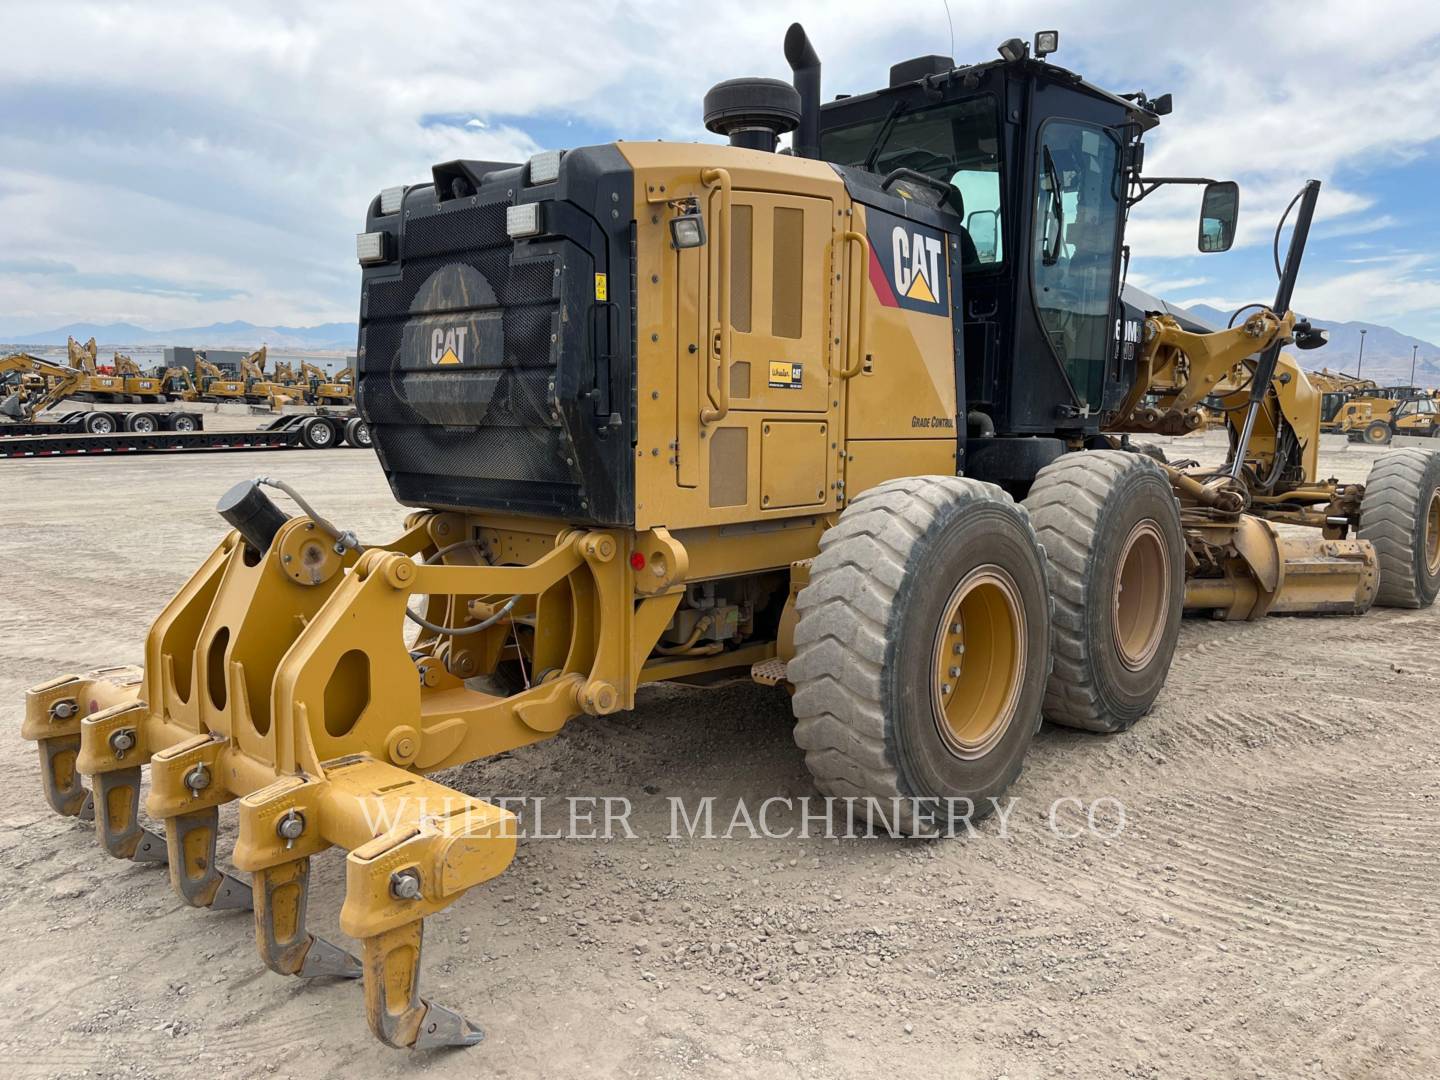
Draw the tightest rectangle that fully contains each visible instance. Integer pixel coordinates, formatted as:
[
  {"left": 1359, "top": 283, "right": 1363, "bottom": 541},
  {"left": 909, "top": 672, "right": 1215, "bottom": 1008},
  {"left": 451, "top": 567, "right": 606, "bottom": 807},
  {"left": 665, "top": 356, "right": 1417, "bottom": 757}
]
[
  {"left": 506, "top": 203, "right": 543, "bottom": 239},
  {"left": 527, "top": 150, "right": 563, "bottom": 185},
  {"left": 356, "top": 231, "right": 389, "bottom": 265},
  {"left": 378, "top": 185, "right": 405, "bottom": 214}
]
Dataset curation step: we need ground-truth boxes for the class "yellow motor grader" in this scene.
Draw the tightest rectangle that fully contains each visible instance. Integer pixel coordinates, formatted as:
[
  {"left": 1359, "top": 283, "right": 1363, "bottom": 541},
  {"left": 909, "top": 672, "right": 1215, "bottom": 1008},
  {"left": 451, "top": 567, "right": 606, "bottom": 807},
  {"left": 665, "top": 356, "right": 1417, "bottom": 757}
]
[{"left": 23, "top": 23, "right": 1440, "bottom": 1050}]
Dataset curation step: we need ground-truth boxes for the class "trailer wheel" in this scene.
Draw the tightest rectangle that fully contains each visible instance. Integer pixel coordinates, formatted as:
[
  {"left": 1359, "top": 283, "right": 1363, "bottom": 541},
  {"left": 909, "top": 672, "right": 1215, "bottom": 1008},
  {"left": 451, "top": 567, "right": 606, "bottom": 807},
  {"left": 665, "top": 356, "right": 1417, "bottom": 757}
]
[
  {"left": 300, "top": 417, "right": 336, "bottom": 449},
  {"left": 83, "top": 412, "right": 116, "bottom": 435},
  {"left": 1023, "top": 450, "right": 1183, "bottom": 734},
  {"left": 1363, "top": 420, "right": 1393, "bottom": 446},
  {"left": 125, "top": 413, "right": 158, "bottom": 434},
  {"left": 1359, "top": 448, "right": 1440, "bottom": 608},
  {"left": 343, "top": 416, "right": 372, "bottom": 448},
  {"left": 170, "top": 414, "right": 199, "bottom": 432},
  {"left": 789, "top": 476, "right": 1051, "bottom": 834}
]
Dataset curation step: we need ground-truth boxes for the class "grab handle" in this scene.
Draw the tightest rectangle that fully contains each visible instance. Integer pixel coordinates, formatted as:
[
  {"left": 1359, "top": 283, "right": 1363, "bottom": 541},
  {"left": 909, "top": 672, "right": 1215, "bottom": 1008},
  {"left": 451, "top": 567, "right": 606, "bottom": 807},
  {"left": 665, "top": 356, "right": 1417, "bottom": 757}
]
[
  {"left": 700, "top": 167, "right": 732, "bottom": 424},
  {"left": 837, "top": 230, "right": 869, "bottom": 379}
]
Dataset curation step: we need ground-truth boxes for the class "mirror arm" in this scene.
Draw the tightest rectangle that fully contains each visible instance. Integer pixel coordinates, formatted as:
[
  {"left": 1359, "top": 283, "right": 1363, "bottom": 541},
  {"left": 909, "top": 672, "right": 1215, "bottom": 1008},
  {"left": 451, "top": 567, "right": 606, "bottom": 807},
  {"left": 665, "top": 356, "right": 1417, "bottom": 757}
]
[{"left": 1126, "top": 175, "right": 1218, "bottom": 208}]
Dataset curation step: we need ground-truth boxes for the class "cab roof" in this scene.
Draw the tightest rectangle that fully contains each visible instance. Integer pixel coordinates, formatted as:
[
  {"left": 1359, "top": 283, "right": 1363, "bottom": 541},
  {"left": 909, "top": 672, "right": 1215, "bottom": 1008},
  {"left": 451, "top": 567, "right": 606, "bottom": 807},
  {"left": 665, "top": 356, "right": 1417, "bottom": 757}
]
[{"left": 822, "top": 55, "right": 1163, "bottom": 133}]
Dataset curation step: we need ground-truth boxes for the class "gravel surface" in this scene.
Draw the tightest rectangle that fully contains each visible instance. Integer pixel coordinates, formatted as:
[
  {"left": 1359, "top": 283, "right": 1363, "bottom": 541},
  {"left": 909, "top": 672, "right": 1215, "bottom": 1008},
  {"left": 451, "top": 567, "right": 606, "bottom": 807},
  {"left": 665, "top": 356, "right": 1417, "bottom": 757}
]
[{"left": 0, "top": 433, "right": 1435, "bottom": 1078}]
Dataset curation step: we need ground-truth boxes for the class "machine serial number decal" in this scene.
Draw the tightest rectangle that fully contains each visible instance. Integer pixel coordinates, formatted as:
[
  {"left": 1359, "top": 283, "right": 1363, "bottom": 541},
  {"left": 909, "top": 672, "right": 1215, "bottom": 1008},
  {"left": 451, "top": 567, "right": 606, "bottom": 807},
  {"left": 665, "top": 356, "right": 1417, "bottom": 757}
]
[
  {"left": 769, "top": 361, "right": 803, "bottom": 389},
  {"left": 594, "top": 273, "right": 608, "bottom": 301}
]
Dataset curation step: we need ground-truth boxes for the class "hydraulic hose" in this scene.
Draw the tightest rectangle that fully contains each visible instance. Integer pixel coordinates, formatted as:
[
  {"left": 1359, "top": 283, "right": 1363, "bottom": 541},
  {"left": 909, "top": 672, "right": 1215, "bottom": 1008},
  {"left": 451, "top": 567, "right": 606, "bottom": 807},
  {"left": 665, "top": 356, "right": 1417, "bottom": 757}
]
[{"left": 252, "top": 478, "right": 521, "bottom": 638}]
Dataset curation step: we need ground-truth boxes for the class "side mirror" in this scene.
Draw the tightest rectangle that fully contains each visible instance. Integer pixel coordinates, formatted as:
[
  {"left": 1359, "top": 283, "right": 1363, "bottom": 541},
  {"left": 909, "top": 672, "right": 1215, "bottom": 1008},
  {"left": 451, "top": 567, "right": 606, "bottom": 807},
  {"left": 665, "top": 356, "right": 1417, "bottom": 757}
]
[
  {"left": 1293, "top": 320, "right": 1329, "bottom": 350},
  {"left": 1198, "top": 180, "right": 1239, "bottom": 253},
  {"left": 966, "top": 209, "right": 999, "bottom": 262}
]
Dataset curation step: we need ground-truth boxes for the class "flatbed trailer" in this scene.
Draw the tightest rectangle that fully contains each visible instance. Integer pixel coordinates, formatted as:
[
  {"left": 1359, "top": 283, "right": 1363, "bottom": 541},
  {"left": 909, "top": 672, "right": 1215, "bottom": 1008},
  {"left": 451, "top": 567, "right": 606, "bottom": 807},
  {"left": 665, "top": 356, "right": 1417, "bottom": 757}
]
[
  {"left": 1, "top": 411, "right": 369, "bottom": 459},
  {"left": 0, "top": 408, "right": 204, "bottom": 438}
]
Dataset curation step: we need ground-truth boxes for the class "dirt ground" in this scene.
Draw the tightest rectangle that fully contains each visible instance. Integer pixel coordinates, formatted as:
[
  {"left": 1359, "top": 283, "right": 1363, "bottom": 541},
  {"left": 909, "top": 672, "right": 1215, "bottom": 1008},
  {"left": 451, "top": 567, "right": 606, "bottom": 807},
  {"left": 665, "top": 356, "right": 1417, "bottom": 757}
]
[{"left": 1, "top": 433, "right": 1436, "bottom": 1079}]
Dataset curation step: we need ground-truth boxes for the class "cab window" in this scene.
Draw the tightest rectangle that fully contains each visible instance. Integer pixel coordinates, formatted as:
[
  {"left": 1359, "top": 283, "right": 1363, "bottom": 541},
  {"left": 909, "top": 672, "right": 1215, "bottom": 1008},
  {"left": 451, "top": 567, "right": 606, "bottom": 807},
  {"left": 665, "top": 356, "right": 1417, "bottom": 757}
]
[
  {"left": 1032, "top": 120, "right": 1122, "bottom": 409},
  {"left": 819, "top": 96, "right": 1004, "bottom": 268}
]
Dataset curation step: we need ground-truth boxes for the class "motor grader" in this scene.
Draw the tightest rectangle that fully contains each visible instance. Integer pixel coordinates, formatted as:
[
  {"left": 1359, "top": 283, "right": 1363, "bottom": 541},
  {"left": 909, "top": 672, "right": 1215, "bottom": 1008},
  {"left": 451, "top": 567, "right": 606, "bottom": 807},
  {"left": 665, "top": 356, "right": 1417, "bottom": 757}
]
[{"left": 24, "top": 23, "right": 1440, "bottom": 1051}]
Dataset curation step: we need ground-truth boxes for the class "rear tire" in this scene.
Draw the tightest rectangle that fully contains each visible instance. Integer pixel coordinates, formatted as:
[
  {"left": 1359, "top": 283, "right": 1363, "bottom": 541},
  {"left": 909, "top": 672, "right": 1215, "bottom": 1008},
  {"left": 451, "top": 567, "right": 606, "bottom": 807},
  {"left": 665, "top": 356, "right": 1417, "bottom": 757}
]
[
  {"left": 170, "top": 413, "right": 199, "bottom": 432},
  {"left": 1364, "top": 420, "right": 1393, "bottom": 446},
  {"left": 83, "top": 412, "right": 115, "bottom": 435},
  {"left": 1359, "top": 448, "right": 1440, "bottom": 608},
  {"left": 125, "top": 412, "right": 158, "bottom": 433},
  {"left": 1023, "top": 450, "right": 1183, "bottom": 733},
  {"left": 788, "top": 476, "right": 1051, "bottom": 834},
  {"left": 343, "top": 416, "right": 371, "bottom": 448}
]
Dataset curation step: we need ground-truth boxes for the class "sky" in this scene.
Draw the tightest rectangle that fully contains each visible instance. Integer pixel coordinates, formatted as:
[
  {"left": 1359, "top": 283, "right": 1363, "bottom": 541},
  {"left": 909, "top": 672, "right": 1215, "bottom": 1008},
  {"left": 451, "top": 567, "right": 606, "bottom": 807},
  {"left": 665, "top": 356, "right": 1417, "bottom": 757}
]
[{"left": 3, "top": 0, "right": 1440, "bottom": 341}]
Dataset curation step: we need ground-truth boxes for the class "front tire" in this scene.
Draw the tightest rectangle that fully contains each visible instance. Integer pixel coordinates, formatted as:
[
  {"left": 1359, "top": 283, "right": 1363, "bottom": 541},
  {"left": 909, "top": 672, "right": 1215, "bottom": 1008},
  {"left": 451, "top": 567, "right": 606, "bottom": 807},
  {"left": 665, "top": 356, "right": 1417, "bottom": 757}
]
[
  {"left": 1360, "top": 448, "right": 1440, "bottom": 608},
  {"left": 788, "top": 476, "right": 1051, "bottom": 833},
  {"left": 1364, "top": 419, "right": 1393, "bottom": 446},
  {"left": 1023, "top": 450, "right": 1183, "bottom": 733}
]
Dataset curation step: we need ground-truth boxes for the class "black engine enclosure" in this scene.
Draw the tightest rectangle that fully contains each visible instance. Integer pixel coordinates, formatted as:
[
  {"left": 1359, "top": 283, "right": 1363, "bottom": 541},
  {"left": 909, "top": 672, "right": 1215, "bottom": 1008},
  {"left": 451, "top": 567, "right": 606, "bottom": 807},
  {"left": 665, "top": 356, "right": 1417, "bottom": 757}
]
[{"left": 356, "top": 147, "right": 635, "bottom": 525}]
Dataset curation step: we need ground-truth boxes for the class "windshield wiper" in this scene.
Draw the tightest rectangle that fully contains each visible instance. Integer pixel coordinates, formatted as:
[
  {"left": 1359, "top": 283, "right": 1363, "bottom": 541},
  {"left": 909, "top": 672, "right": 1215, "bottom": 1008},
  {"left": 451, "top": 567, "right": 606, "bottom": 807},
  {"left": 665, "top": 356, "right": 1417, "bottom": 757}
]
[
  {"left": 1041, "top": 145, "right": 1065, "bottom": 266},
  {"left": 862, "top": 100, "right": 908, "bottom": 173}
]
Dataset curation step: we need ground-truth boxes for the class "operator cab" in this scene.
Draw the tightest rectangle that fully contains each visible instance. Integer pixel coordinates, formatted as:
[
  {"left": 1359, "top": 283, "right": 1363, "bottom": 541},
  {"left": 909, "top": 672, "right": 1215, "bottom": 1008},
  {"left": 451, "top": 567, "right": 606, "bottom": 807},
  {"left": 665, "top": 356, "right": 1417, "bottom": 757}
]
[{"left": 802, "top": 30, "right": 1233, "bottom": 442}]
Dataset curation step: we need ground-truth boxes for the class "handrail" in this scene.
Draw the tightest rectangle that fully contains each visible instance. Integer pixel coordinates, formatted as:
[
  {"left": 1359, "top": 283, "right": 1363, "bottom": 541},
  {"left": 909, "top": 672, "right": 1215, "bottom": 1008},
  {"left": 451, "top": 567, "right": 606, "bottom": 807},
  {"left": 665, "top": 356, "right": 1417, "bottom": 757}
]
[
  {"left": 837, "top": 230, "right": 869, "bottom": 379},
  {"left": 699, "top": 167, "right": 732, "bottom": 424}
]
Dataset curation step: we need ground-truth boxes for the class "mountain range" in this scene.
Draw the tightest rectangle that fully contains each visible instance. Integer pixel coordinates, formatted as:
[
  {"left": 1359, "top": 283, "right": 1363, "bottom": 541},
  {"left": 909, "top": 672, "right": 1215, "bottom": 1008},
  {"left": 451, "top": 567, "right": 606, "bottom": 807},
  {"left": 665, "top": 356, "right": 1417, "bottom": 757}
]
[
  {"left": 2, "top": 320, "right": 356, "bottom": 352},
  {"left": 1185, "top": 305, "right": 1440, "bottom": 384},
  {"left": 7, "top": 310, "right": 1440, "bottom": 386}
]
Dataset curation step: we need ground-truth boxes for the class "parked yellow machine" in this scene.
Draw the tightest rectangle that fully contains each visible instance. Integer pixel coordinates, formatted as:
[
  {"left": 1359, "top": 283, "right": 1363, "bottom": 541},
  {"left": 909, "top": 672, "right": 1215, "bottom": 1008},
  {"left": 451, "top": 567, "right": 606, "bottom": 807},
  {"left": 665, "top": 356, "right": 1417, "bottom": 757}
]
[
  {"left": 193, "top": 354, "right": 249, "bottom": 400},
  {"left": 299, "top": 361, "right": 354, "bottom": 405},
  {"left": 0, "top": 351, "right": 84, "bottom": 419},
  {"left": 22, "top": 24, "right": 1440, "bottom": 1051}
]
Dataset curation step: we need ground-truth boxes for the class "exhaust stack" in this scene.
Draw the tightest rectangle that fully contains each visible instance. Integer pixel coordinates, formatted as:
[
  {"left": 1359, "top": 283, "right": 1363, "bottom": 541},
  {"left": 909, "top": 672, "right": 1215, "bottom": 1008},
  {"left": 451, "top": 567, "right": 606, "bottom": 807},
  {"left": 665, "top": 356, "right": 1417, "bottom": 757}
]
[{"left": 784, "top": 23, "right": 821, "bottom": 159}]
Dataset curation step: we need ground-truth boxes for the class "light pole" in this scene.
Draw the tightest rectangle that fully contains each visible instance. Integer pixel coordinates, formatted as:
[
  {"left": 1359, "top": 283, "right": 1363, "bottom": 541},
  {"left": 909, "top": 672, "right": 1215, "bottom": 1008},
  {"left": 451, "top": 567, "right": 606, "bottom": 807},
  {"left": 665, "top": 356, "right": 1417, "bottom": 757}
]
[
  {"left": 1411, "top": 344, "right": 1419, "bottom": 387},
  {"left": 1357, "top": 328, "right": 1367, "bottom": 380}
]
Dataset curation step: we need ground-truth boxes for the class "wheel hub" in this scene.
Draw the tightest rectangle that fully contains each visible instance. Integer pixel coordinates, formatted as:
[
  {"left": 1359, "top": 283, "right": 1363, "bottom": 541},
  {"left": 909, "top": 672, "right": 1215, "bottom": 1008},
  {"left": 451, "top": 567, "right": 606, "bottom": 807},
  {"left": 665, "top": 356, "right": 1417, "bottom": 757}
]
[
  {"left": 930, "top": 565, "right": 1025, "bottom": 760},
  {"left": 1112, "top": 519, "right": 1170, "bottom": 671}
]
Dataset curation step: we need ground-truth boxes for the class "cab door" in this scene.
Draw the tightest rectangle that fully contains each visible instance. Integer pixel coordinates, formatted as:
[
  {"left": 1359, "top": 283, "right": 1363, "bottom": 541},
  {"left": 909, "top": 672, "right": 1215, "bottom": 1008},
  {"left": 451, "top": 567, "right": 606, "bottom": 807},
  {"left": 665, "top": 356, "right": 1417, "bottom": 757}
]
[{"left": 1030, "top": 119, "right": 1124, "bottom": 413}]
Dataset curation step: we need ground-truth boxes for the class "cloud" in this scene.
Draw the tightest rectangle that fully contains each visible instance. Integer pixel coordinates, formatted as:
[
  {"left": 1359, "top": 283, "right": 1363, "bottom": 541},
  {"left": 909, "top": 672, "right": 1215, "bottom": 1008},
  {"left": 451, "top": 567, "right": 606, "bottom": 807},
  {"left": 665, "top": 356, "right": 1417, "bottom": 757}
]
[
  {"left": 1, "top": 0, "right": 1438, "bottom": 338},
  {"left": 1126, "top": 274, "right": 1211, "bottom": 294},
  {"left": 0, "top": 256, "right": 78, "bottom": 275}
]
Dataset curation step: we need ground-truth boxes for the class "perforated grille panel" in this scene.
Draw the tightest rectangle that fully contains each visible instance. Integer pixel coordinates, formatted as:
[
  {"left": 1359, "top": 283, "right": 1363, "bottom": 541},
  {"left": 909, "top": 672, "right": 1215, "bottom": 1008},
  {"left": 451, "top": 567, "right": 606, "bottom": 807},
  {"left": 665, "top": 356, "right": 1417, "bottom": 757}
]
[{"left": 359, "top": 195, "right": 583, "bottom": 514}]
